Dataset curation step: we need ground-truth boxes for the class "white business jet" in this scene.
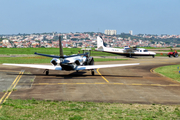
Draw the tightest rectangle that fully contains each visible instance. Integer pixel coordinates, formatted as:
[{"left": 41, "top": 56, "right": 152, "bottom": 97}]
[
  {"left": 3, "top": 36, "right": 139, "bottom": 75},
  {"left": 96, "top": 36, "right": 156, "bottom": 58}
]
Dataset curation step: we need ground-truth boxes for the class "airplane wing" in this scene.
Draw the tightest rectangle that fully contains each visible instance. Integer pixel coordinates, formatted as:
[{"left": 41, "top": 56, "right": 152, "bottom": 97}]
[
  {"left": 2, "top": 63, "right": 62, "bottom": 70},
  {"left": 124, "top": 47, "right": 134, "bottom": 52},
  {"left": 2, "top": 63, "right": 139, "bottom": 71},
  {"left": 76, "top": 63, "right": 140, "bottom": 70}
]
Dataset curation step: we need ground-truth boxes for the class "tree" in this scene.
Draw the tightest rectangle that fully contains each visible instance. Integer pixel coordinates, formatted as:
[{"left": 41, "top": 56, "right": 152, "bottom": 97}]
[
  {"left": 165, "top": 41, "right": 170, "bottom": 44},
  {"left": 0, "top": 37, "right": 4, "bottom": 42}
]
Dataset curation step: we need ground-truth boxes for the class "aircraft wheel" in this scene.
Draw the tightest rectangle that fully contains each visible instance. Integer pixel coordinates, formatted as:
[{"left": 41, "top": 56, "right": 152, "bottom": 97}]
[
  {"left": 169, "top": 55, "right": 172, "bottom": 58},
  {"left": 152, "top": 55, "right": 155, "bottom": 58},
  {"left": 45, "top": 70, "right": 49, "bottom": 75},
  {"left": 91, "top": 70, "right": 94, "bottom": 76}
]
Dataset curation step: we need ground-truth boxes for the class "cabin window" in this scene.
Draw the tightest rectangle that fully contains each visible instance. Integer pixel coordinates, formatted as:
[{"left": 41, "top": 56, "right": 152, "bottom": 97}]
[
  {"left": 140, "top": 50, "right": 142, "bottom": 52},
  {"left": 144, "top": 50, "right": 148, "bottom": 52}
]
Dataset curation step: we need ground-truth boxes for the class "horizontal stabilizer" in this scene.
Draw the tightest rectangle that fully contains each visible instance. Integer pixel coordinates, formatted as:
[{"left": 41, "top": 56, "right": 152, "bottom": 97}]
[
  {"left": 34, "top": 52, "right": 89, "bottom": 58},
  {"left": 34, "top": 52, "right": 61, "bottom": 58}
]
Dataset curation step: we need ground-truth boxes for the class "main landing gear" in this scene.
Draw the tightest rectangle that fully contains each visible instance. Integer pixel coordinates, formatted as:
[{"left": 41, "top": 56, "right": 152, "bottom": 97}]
[
  {"left": 43, "top": 69, "right": 49, "bottom": 75},
  {"left": 91, "top": 70, "right": 94, "bottom": 76}
]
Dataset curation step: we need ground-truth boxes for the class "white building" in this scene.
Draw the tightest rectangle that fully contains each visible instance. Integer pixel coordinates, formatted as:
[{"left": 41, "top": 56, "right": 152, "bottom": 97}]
[
  {"left": 129, "top": 30, "right": 133, "bottom": 35},
  {"left": 104, "top": 30, "right": 117, "bottom": 35},
  {"left": 2, "top": 39, "right": 9, "bottom": 44}
]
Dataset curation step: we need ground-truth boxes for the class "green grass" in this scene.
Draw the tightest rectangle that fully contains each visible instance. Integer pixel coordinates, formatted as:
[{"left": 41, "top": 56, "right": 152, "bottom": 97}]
[
  {"left": 0, "top": 48, "right": 82, "bottom": 56},
  {"left": 155, "top": 64, "right": 180, "bottom": 82},
  {"left": 0, "top": 99, "right": 180, "bottom": 120},
  {"left": 0, "top": 56, "right": 52, "bottom": 64},
  {"left": 0, "top": 56, "right": 127, "bottom": 64},
  {"left": 0, "top": 48, "right": 119, "bottom": 56}
]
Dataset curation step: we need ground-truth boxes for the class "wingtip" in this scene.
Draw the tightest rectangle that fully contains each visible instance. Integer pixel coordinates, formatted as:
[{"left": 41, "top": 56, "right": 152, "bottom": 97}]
[{"left": 2, "top": 63, "right": 10, "bottom": 65}]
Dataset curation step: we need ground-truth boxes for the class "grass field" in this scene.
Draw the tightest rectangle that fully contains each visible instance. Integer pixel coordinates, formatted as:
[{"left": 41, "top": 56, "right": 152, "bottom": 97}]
[
  {"left": 154, "top": 64, "right": 180, "bottom": 82},
  {"left": 0, "top": 48, "right": 119, "bottom": 56},
  {"left": 0, "top": 99, "right": 180, "bottom": 120}
]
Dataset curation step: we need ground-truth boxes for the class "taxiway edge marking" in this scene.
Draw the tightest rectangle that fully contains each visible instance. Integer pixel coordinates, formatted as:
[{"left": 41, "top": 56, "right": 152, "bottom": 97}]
[
  {"left": 4, "top": 71, "right": 24, "bottom": 103},
  {"left": 0, "top": 92, "right": 8, "bottom": 104},
  {"left": 0, "top": 71, "right": 21, "bottom": 104},
  {"left": 0, "top": 70, "right": 24, "bottom": 109}
]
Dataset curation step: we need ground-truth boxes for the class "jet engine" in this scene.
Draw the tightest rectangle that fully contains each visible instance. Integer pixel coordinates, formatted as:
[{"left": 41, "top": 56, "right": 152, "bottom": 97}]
[{"left": 50, "top": 58, "right": 60, "bottom": 66}]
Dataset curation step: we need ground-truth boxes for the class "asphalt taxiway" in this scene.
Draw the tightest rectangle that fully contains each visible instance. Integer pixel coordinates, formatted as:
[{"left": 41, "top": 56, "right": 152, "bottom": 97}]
[{"left": 1, "top": 57, "right": 180, "bottom": 104}]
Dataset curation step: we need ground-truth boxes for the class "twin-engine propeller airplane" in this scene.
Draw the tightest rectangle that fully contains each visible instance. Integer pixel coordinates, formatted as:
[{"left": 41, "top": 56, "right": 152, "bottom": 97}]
[
  {"left": 3, "top": 36, "right": 140, "bottom": 75},
  {"left": 95, "top": 36, "right": 156, "bottom": 58}
]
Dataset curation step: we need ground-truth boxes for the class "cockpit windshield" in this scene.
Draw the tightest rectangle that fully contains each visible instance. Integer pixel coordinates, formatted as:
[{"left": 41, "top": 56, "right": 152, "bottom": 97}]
[{"left": 144, "top": 50, "right": 148, "bottom": 52}]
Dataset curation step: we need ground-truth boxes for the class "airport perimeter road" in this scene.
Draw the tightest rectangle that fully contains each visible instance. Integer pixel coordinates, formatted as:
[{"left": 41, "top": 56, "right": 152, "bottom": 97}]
[{"left": 1, "top": 57, "right": 180, "bottom": 104}]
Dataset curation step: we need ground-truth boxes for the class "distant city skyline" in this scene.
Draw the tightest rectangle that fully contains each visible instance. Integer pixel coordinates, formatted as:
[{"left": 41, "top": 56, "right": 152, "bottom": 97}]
[{"left": 0, "top": 0, "right": 180, "bottom": 35}]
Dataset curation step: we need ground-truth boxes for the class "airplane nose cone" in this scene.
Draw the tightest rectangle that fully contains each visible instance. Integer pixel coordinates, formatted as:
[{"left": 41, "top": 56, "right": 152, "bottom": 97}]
[{"left": 151, "top": 52, "right": 156, "bottom": 55}]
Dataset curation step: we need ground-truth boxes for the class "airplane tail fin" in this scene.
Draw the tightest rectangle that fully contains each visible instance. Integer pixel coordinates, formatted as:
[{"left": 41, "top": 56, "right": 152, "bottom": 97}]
[
  {"left": 97, "top": 36, "right": 105, "bottom": 49},
  {"left": 59, "top": 36, "right": 64, "bottom": 57}
]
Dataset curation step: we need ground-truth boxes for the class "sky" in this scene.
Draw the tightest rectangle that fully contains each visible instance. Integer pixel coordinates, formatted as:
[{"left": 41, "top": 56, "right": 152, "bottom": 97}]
[{"left": 0, "top": 0, "right": 180, "bottom": 35}]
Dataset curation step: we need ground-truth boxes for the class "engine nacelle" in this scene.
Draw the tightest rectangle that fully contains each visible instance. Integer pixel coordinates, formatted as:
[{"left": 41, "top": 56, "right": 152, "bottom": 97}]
[{"left": 50, "top": 58, "right": 60, "bottom": 66}]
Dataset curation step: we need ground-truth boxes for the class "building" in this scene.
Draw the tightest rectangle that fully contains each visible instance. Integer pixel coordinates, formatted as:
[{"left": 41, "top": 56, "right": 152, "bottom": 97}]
[
  {"left": 2, "top": 39, "right": 9, "bottom": 44},
  {"left": 129, "top": 30, "right": 133, "bottom": 35},
  {"left": 104, "top": 30, "right": 117, "bottom": 35}
]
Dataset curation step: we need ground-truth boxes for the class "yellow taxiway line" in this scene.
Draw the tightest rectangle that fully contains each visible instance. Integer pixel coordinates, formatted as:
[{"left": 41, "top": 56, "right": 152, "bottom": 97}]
[
  {"left": 0, "top": 70, "right": 24, "bottom": 109},
  {"left": 97, "top": 68, "right": 109, "bottom": 83}
]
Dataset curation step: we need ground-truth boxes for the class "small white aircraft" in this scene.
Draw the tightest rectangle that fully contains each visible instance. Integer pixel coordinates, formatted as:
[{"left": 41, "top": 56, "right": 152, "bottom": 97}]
[
  {"left": 3, "top": 36, "right": 140, "bottom": 75},
  {"left": 95, "top": 36, "right": 156, "bottom": 58}
]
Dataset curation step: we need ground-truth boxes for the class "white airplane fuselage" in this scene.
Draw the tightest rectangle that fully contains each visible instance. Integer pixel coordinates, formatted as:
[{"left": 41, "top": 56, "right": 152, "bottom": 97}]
[{"left": 97, "top": 47, "right": 156, "bottom": 56}]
